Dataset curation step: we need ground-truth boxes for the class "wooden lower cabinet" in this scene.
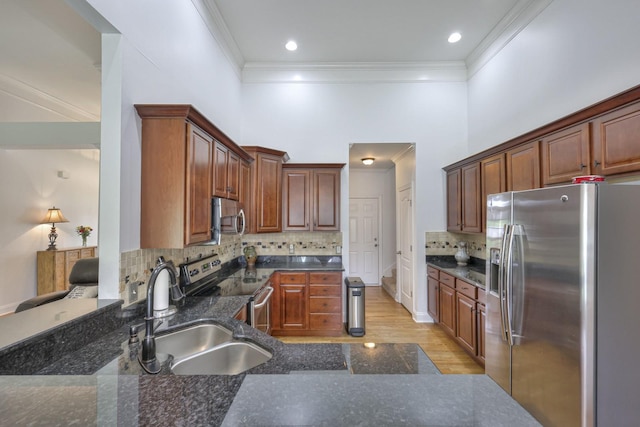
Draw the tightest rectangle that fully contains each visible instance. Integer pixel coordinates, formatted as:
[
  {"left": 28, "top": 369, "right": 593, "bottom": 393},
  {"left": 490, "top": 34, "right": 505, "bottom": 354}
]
[
  {"left": 272, "top": 271, "right": 343, "bottom": 337},
  {"left": 456, "top": 292, "right": 477, "bottom": 355},
  {"left": 438, "top": 283, "right": 456, "bottom": 336},
  {"left": 37, "top": 246, "right": 97, "bottom": 295},
  {"left": 429, "top": 265, "right": 485, "bottom": 366}
]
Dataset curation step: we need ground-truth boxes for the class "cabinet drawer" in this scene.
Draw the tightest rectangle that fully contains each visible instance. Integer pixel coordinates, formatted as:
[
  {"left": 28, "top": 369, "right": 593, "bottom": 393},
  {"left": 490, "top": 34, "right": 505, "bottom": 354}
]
[
  {"left": 427, "top": 266, "right": 439, "bottom": 280},
  {"left": 309, "top": 313, "right": 343, "bottom": 330},
  {"left": 309, "top": 272, "right": 341, "bottom": 284},
  {"left": 309, "top": 285, "right": 341, "bottom": 297},
  {"left": 439, "top": 272, "right": 455, "bottom": 288},
  {"left": 309, "top": 297, "right": 341, "bottom": 313},
  {"left": 456, "top": 279, "right": 477, "bottom": 299},
  {"left": 279, "top": 272, "right": 306, "bottom": 284}
]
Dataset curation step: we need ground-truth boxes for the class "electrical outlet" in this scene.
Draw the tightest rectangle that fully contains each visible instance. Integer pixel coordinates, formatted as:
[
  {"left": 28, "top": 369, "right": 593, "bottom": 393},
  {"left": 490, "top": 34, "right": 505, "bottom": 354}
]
[
  {"left": 289, "top": 244, "right": 295, "bottom": 254},
  {"left": 129, "top": 281, "right": 141, "bottom": 303},
  {"left": 336, "top": 245, "right": 342, "bottom": 254}
]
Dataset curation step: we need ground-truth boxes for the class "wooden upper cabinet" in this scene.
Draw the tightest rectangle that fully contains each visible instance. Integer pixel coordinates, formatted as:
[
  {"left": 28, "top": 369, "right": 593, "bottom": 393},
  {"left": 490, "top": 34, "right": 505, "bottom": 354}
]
[
  {"left": 446, "top": 164, "right": 481, "bottom": 233},
  {"left": 446, "top": 169, "right": 461, "bottom": 231},
  {"left": 282, "top": 169, "right": 311, "bottom": 231},
  {"left": 592, "top": 102, "right": 640, "bottom": 176},
  {"left": 282, "top": 164, "right": 344, "bottom": 232},
  {"left": 239, "top": 160, "right": 251, "bottom": 209},
  {"left": 481, "top": 153, "right": 506, "bottom": 227},
  {"left": 541, "top": 123, "right": 591, "bottom": 186},
  {"left": 213, "top": 140, "right": 240, "bottom": 200},
  {"left": 461, "top": 163, "right": 481, "bottom": 233},
  {"left": 506, "top": 140, "right": 541, "bottom": 191},
  {"left": 136, "top": 104, "right": 253, "bottom": 248},
  {"left": 242, "top": 146, "right": 288, "bottom": 234},
  {"left": 185, "top": 125, "right": 214, "bottom": 245}
]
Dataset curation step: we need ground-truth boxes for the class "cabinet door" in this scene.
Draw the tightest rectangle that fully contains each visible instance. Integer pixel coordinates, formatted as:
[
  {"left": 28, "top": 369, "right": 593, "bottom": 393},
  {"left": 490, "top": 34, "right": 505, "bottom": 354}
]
[
  {"left": 212, "top": 140, "right": 229, "bottom": 198},
  {"left": 477, "top": 303, "right": 486, "bottom": 362},
  {"left": 446, "top": 169, "right": 462, "bottom": 231},
  {"left": 282, "top": 169, "right": 311, "bottom": 231},
  {"left": 279, "top": 284, "right": 307, "bottom": 329},
  {"left": 427, "top": 276, "right": 439, "bottom": 322},
  {"left": 438, "top": 283, "right": 456, "bottom": 336},
  {"left": 506, "top": 140, "right": 541, "bottom": 191},
  {"left": 456, "top": 292, "right": 476, "bottom": 355},
  {"left": 227, "top": 151, "right": 240, "bottom": 200},
  {"left": 481, "top": 153, "right": 506, "bottom": 228},
  {"left": 185, "top": 126, "right": 213, "bottom": 245},
  {"left": 592, "top": 102, "right": 640, "bottom": 176},
  {"left": 313, "top": 169, "right": 341, "bottom": 231},
  {"left": 255, "top": 153, "right": 282, "bottom": 233},
  {"left": 541, "top": 123, "right": 591, "bottom": 185},
  {"left": 461, "top": 163, "right": 482, "bottom": 232}
]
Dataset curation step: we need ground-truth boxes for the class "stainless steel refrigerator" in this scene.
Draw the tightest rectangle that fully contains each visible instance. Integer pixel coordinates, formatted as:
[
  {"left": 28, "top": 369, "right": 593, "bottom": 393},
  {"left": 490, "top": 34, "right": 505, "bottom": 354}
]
[{"left": 485, "top": 183, "right": 640, "bottom": 427}]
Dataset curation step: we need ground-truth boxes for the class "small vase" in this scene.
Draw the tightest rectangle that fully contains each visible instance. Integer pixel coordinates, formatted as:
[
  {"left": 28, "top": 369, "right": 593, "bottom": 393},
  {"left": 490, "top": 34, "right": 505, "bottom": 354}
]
[
  {"left": 454, "top": 241, "right": 470, "bottom": 266},
  {"left": 82, "top": 236, "right": 87, "bottom": 247}
]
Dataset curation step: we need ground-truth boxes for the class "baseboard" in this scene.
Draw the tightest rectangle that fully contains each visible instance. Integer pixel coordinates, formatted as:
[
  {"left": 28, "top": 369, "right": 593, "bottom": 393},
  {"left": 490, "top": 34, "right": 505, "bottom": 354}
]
[{"left": 413, "top": 310, "right": 435, "bottom": 323}]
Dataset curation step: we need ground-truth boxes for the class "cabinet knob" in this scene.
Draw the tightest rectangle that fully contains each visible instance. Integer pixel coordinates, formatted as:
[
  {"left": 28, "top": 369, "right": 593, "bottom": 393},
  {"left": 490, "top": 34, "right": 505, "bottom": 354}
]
[
  {"left": 580, "top": 163, "right": 586, "bottom": 169},
  {"left": 594, "top": 160, "right": 601, "bottom": 168}
]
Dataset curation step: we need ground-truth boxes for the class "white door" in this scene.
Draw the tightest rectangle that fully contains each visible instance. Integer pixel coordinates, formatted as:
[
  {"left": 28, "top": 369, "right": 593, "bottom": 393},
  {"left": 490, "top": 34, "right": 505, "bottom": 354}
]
[
  {"left": 398, "top": 186, "right": 414, "bottom": 312},
  {"left": 348, "top": 198, "right": 379, "bottom": 285}
]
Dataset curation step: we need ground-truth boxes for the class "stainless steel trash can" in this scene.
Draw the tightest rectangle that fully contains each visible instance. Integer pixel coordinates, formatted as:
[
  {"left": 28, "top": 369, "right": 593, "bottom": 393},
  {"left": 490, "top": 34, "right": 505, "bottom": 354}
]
[{"left": 345, "top": 277, "right": 365, "bottom": 337}]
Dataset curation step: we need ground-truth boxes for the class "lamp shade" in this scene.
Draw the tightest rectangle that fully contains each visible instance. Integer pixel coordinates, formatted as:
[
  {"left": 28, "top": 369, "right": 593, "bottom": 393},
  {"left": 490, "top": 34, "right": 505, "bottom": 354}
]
[{"left": 41, "top": 206, "right": 69, "bottom": 224}]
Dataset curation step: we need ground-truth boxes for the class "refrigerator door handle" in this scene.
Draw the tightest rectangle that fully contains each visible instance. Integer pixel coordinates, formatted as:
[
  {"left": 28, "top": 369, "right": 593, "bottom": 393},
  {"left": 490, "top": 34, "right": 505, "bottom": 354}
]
[
  {"left": 504, "top": 223, "right": 517, "bottom": 347},
  {"left": 499, "top": 224, "right": 512, "bottom": 342}
]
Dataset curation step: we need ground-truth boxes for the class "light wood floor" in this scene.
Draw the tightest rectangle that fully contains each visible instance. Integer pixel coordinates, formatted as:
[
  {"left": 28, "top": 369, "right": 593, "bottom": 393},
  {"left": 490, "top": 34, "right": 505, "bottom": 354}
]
[{"left": 277, "top": 286, "right": 484, "bottom": 374}]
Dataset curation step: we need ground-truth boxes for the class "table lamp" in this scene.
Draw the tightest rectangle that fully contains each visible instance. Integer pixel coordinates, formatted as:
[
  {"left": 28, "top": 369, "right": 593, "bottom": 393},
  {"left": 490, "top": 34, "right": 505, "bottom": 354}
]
[{"left": 41, "top": 206, "right": 69, "bottom": 250}]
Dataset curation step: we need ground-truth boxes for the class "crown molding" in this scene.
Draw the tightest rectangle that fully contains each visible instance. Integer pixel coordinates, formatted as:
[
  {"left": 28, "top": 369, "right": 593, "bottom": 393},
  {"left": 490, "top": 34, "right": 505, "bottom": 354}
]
[
  {"left": 192, "top": 0, "right": 244, "bottom": 79},
  {"left": 0, "top": 73, "right": 99, "bottom": 121},
  {"left": 466, "top": 0, "right": 553, "bottom": 77},
  {"left": 242, "top": 62, "right": 468, "bottom": 84}
]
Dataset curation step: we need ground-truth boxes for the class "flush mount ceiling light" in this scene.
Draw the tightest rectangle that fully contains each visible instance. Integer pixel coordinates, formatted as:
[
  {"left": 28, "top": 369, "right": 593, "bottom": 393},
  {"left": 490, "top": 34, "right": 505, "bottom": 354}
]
[
  {"left": 285, "top": 40, "right": 298, "bottom": 51},
  {"left": 361, "top": 157, "right": 375, "bottom": 166},
  {"left": 448, "top": 32, "right": 462, "bottom": 43}
]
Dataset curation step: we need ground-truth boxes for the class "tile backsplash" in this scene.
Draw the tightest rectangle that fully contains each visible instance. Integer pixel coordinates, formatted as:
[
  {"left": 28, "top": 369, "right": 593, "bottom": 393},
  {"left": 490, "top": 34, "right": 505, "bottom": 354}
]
[
  {"left": 119, "top": 231, "right": 342, "bottom": 305},
  {"left": 425, "top": 231, "right": 486, "bottom": 259}
]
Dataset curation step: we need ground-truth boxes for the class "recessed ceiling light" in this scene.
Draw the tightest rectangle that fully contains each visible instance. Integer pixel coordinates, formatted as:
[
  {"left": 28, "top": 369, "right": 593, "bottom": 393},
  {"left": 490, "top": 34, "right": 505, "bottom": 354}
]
[
  {"left": 285, "top": 40, "right": 298, "bottom": 51},
  {"left": 448, "top": 32, "right": 462, "bottom": 43}
]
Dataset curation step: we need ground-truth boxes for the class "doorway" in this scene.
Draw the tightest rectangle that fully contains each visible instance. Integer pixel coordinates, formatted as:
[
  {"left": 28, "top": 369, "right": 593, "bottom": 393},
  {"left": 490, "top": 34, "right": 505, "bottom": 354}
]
[{"left": 349, "top": 197, "right": 380, "bottom": 285}]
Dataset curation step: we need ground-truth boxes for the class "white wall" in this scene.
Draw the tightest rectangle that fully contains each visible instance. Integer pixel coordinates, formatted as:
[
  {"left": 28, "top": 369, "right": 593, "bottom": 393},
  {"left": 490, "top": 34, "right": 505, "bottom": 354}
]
[
  {"left": 349, "top": 168, "right": 397, "bottom": 277},
  {"left": 468, "top": 0, "right": 640, "bottom": 154},
  {"left": 0, "top": 149, "right": 99, "bottom": 313}
]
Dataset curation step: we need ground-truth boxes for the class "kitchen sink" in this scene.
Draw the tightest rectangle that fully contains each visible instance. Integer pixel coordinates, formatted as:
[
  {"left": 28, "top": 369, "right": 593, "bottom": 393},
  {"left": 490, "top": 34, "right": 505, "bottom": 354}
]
[
  {"left": 170, "top": 341, "right": 272, "bottom": 375},
  {"left": 155, "top": 323, "right": 234, "bottom": 360}
]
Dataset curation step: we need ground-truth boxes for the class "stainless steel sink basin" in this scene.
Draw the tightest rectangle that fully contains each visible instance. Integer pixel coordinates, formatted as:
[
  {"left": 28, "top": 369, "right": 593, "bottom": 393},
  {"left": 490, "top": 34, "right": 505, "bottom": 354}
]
[
  {"left": 170, "top": 341, "right": 272, "bottom": 375},
  {"left": 155, "top": 323, "right": 233, "bottom": 360}
]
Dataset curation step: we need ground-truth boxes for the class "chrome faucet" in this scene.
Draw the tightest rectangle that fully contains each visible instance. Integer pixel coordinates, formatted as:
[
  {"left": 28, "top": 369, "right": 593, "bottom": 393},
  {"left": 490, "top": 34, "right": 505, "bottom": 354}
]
[{"left": 138, "top": 256, "right": 184, "bottom": 374}]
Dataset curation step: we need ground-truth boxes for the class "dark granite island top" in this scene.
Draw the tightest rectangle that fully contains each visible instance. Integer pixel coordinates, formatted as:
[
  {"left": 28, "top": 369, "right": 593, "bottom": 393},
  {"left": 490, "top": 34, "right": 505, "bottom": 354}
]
[{"left": 0, "top": 256, "right": 540, "bottom": 426}]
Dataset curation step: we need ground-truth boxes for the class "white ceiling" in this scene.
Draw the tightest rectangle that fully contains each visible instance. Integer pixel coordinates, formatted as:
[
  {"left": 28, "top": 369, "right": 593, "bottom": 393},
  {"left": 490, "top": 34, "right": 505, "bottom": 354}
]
[{"left": 0, "top": 0, "right": 551, "bottom": 166}]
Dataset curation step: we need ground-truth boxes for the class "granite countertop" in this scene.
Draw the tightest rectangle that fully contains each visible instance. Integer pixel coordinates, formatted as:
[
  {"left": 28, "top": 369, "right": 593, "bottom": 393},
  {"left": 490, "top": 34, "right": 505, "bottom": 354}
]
[
  {"left": 426, "top": 255, "right": 487, "bottom": 288},
  {"left": 0, "top": 256, "right": 541, "bottom": 426}
]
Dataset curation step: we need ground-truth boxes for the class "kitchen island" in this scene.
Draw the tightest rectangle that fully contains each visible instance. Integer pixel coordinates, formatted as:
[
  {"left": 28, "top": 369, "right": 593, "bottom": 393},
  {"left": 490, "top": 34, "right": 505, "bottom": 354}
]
[{"left": 0, "top": 258, "right": 540, "bottom": 426}]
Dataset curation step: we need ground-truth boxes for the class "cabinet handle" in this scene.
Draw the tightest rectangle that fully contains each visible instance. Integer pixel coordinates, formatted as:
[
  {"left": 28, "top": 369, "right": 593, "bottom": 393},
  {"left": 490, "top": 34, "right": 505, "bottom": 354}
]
[
  {"left": 594, "top": 160, "right": 601, "bottom": 168},
  {"left": 580, "top": 163, "right": 586, "bottom": 169}
]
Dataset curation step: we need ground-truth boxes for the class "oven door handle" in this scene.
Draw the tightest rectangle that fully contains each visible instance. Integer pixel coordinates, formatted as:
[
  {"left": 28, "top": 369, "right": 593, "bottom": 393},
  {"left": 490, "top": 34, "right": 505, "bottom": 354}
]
[
  {"left": 250, "top": 286, "right": 274, "bottom": 329},
  {"left": 253, "top": 286, "right": 274, "bottom": 310}
]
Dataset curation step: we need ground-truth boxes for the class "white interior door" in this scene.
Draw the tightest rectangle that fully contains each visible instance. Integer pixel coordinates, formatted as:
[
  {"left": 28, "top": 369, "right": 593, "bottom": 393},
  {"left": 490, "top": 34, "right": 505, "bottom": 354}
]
[
  {"left": 348, "top": 198, "right": 380, "bottom": 285},
  {"left": 398, "top": 186, "right": 414, "bottom": 312}
]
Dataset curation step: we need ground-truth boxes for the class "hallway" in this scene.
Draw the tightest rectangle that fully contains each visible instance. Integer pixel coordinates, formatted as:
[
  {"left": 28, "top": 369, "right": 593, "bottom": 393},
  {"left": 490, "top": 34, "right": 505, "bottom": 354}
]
[{"left": 277, "top": 286, "right": 484, "bottom": 374}]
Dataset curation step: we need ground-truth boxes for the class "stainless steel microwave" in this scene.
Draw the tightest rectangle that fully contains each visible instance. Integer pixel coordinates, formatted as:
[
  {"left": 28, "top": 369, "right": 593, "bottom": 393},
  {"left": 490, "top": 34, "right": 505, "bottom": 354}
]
[{"left": 211, "top": 197, "right": 245, "bottom": 244}]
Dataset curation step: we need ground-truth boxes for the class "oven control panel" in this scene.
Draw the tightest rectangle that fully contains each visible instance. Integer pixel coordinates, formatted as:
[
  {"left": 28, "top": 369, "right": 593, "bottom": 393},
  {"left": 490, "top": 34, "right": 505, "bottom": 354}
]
[{"left": 180, "top": 254, "right": 222, "bottom": 286}]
